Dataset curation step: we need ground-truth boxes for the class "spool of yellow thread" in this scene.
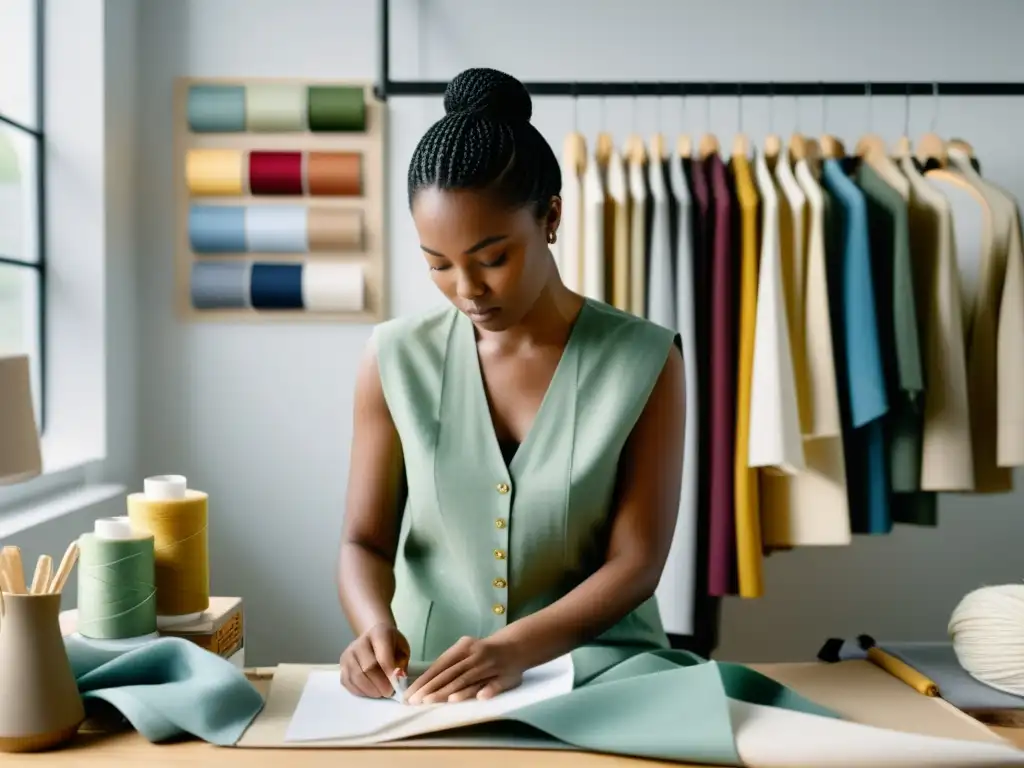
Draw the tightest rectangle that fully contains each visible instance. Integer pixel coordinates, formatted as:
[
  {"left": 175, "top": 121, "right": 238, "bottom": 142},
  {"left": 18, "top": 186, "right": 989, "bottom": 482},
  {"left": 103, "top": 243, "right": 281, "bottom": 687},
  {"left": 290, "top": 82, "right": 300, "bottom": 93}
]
[{"left": 126, "top": 475, "right": 210, "bottom": 627}]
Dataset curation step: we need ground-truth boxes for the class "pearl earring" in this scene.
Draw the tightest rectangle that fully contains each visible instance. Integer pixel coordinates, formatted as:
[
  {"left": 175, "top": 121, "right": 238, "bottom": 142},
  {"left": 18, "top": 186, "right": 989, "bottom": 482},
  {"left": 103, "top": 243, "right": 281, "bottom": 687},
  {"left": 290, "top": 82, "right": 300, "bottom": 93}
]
[{"left": 547, "top": 231, "right": 557, "bottom": 244}]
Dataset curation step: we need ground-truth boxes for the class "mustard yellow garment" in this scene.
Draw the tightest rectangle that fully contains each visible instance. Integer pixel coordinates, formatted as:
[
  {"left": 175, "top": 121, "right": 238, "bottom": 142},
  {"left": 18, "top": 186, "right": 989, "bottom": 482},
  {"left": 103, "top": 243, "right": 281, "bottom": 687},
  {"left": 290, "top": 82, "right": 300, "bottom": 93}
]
[
  {"left": 731, "top": 154, "right": 764, "bottom": 598},
  {"left": 607, "top": 151, "right": 631, "bottom": 312}
]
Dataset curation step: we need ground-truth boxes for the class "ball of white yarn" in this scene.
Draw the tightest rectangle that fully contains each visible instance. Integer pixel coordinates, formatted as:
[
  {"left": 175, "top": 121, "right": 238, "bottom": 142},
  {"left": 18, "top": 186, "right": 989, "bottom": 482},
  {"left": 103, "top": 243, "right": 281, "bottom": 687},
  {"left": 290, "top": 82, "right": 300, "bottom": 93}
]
[{"left": 949, "top": 584, "right": 1024, "bottom": 697}]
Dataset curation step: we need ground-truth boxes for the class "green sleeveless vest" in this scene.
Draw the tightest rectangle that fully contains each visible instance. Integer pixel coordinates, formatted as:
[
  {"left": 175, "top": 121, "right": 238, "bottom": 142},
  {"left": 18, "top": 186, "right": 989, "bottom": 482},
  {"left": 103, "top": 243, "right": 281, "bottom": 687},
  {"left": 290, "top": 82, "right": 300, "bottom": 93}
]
[
  {"left": 373, "top": 298, "right": 679, "bottom": 676},
  {"left": 369, "top": 299, "right": 840, "bottom": 764}
]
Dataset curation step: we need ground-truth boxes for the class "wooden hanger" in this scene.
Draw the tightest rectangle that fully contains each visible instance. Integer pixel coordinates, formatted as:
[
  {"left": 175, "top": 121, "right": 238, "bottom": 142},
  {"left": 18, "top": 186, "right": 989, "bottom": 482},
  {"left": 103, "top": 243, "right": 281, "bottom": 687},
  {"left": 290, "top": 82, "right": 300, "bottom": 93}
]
[
  {"left": 856, "top": 133, "right": 909, "bottom": 196},
  {"left": 948, "top": 137, "right": 975, "bottom": 157},
  {"left": 788, "top": 132, "right": 807, "bottom": 162},
  {"left": 624, "top": 134, "right": 647, "bottom": 166},
  {"left": 915, "top": 132, "right": 947, "bottom": 167},
  {"left": 731, "top": 132, "right": 750, "bottom": 158},
  {"left": 676, "top": 134, "right": 693, "bottom": 159},
  {"left": 819, "top": 134, "right": 845, "bottom": 159},
  {"left": 698, "top": 132, "right": 720, "bottom": 160},
  {"left": 892, "top": 136, "right": 912, "bottom": 159},
  {"left": 563, "top": 132, "right": 587, "bottom": 176},
  {"left": 764, "top": 134, "right": 781, "bottom": 164},
  {"left": 596, "top": 132, "right": 614, "bottom": 166},
  {"left": 650, "top": 133, "right": 666, "bottom": 163},
  {"left": 803, "top": 137, "right": 823, "bottom": 178}
]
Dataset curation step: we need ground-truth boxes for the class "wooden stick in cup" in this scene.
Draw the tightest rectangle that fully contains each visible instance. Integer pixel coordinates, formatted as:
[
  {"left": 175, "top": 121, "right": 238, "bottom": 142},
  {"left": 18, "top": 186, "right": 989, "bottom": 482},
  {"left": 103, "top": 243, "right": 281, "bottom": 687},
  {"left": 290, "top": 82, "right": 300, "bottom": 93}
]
[
  {"left": 48, "top": 540, "right": 80, "bottom": 595},
  {"left": 2, "top": 547, "right": 27, "bottom": 594},
  {"left": 30, "top": 555, "right": 52, "bottom": 595}
]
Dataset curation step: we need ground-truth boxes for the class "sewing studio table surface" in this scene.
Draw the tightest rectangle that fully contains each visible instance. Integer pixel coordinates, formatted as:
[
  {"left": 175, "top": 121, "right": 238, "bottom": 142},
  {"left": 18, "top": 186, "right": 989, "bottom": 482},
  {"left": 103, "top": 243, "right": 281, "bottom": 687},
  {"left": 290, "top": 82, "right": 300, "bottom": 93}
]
[{"left": 6, "top": 664, "right": 1024, "bottom": 767}]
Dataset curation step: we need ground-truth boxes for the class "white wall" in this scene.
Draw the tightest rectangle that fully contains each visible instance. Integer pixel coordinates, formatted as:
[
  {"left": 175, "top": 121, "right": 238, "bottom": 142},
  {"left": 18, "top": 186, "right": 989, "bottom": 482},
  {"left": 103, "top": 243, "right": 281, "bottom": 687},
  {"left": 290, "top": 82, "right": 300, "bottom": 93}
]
[{"left": 132, "top": 0, "right": 1024, "bottom": 665}]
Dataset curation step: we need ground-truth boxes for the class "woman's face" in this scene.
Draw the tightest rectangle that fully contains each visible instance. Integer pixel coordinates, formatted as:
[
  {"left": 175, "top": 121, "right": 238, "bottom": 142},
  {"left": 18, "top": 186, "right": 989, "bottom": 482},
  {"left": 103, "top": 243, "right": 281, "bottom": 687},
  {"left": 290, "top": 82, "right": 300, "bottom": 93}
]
[{"left": 411, "top": 187, "right": 559, "bottom": 331}]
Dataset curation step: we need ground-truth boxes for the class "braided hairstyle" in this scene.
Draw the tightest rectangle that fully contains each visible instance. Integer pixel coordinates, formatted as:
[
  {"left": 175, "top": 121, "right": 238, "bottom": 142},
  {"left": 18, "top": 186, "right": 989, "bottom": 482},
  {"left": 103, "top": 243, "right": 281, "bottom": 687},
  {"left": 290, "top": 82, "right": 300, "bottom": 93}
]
[{"left": 407, "top": 68, "right": 561, "bottom": 219}]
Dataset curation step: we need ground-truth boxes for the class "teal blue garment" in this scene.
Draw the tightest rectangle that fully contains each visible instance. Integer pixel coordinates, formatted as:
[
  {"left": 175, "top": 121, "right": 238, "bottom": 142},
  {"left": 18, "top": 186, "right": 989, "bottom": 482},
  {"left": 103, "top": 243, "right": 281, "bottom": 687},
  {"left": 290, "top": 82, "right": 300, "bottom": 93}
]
[
  {"left": 187, "top": 85, "right": 246, "bottom": 132},
  {"left": 822, "top": 159, "right": 891, "bottom": 535},
  {"left": 65, "top": 635, "right": 264, "bottom": 746}
]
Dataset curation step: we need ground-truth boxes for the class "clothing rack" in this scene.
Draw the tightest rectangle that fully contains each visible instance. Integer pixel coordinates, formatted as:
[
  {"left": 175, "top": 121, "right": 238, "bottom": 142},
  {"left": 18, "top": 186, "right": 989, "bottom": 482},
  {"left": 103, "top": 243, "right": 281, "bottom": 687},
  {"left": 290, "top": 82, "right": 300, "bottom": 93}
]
[{"left": 373, "top": 0, "right": 1024, "bottom": 101}]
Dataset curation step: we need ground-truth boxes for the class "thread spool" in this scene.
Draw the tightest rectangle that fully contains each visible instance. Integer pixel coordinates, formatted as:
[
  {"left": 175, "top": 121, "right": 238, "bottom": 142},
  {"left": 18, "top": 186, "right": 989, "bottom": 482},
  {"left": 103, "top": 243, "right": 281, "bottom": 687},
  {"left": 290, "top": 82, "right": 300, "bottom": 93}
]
[
  {"left": 126, "top": 475, "right": 210, "bottom": 628},
  {"left": 949, "top": 584, "right": 1024, "bottom": 697},
  {"left": 75, "top": 519, "right": 159, "bottom": 646}
]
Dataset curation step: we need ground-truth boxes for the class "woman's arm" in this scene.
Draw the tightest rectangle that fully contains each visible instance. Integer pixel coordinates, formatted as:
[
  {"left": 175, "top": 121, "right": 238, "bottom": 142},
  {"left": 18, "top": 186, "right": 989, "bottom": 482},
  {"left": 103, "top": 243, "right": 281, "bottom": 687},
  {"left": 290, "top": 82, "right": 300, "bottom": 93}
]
[
  {"left": 492, "top": 344, "right": 687, "bottom": 669},
  {"left": 337, "top": 341, "right": 407, "bottom": 636}
]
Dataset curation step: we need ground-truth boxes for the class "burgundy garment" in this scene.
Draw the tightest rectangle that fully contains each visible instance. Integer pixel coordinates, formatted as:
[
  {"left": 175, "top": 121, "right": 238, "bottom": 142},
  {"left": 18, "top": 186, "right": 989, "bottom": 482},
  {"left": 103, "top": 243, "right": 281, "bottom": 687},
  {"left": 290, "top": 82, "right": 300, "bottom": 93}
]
[{"left": 704, "top": 154, "right": 739, "bottom": 597}]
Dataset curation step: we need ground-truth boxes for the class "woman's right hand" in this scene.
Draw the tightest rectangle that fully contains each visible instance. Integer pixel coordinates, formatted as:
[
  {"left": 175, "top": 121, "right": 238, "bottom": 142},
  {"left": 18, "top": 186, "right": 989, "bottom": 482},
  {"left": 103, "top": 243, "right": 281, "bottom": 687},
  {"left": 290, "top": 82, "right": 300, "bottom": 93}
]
[{"left": 340, "top": 621, "right": 411, "bottom": 698}]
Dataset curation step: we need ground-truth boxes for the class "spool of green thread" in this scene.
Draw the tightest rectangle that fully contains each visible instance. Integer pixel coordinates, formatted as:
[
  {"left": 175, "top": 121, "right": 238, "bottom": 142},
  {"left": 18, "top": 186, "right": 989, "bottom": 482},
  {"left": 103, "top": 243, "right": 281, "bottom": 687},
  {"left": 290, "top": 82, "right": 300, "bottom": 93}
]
[{"left": 77, "top": 522, "right": 158, "bottom": 640}]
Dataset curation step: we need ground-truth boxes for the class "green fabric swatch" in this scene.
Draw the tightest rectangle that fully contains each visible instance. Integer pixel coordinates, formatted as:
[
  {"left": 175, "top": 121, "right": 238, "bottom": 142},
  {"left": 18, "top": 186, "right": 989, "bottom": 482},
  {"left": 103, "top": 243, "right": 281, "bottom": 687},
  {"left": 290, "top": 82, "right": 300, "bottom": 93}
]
[
  {"left": 307, "top": 86, "right": 366, "bottom": 132},
  {"left": 65, "top": 635, "right": 263, "bottom": 746}
]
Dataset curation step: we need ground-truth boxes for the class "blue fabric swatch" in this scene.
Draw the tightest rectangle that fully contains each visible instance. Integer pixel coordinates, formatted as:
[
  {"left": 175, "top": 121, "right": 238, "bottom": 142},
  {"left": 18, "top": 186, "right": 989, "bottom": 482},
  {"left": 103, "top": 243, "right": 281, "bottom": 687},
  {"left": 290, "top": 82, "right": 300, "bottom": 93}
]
[
  {"left": 189, "top": 205, "right": 247, "bottom": 253},
  {"left": 191, "top": 261, "right": 250, "bottom": 309},
  {"left": 65, "top": 635, "right": 263, "bottom": 746},
  {"left": 245, "top": 206, "right": 309, "bottom": 253},
  {"left": 250, "top": 262, "right": 304, "bottom": 309},
  {"left": 187, "top": 85, "right": 246, "bottom": 133}
]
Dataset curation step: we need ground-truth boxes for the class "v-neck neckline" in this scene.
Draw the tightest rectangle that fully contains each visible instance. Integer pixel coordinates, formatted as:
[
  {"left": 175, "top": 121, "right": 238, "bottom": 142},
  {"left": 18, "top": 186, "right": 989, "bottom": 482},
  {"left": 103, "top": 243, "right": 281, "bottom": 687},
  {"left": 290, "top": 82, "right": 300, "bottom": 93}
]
[{"left": 460, "top": 299, "right": 591, "bottom": 478}]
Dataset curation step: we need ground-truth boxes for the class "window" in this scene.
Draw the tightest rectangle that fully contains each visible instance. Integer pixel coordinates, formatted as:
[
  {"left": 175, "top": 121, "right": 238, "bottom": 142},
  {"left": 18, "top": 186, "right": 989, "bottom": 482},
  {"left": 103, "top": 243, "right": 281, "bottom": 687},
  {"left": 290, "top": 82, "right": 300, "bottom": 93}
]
[{"left": 0, "top": 0, "right": 44, "bottom": 432}]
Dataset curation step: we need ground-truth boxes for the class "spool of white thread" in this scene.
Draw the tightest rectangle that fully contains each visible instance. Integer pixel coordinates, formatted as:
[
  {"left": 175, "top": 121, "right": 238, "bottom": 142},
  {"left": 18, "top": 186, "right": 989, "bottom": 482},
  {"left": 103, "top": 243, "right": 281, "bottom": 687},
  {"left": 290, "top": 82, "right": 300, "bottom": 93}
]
[
  {"left": 949, "top": 584, "right": 1024, "bottom": 697},
  {"left": 143, "top": 474, "right": 203, "bottom": 629},
  {"left": 70, "top": 516, "right": 160, "bottom": 652}
]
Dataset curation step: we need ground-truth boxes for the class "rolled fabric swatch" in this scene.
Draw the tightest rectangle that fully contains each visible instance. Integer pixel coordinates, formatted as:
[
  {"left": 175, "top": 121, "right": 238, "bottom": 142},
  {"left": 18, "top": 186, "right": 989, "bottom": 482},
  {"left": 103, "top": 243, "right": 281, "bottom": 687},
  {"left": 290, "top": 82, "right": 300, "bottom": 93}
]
[
  {"left": 189, "top": 205, "right": 247, "bottom": 253},
  {"left": 245, "top": 83, "right": 305, "bottom": 132},
  {"left": 187, "top": 85, "right": 245, "bottom": 133},
  {"left": 191, "top": 261, "right": 251, "bottom": 310},
  {"left": 307, "top": 86, "right": 365, "bottom": 132},
  {"left": 244, "top": 206, "right": 308, "bottom": 253},
  {"left": 302, "top": 261, "right": 365, "bottom": 312}
]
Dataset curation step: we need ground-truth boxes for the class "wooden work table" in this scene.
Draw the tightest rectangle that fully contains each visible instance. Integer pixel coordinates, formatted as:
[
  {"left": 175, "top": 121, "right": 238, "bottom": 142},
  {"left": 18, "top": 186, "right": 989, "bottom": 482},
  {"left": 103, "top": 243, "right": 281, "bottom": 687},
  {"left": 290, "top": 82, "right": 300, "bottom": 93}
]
[{"left": 3, "top": 665, "right": 1023, "bottom": 767}]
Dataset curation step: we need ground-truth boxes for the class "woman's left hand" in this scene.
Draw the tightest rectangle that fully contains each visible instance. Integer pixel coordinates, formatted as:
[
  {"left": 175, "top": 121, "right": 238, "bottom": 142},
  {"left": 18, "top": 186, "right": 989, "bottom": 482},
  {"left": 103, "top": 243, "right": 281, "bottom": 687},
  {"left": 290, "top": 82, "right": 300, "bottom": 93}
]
[{"left": 404, "top": 635, "right": 526, "bottom": 704}]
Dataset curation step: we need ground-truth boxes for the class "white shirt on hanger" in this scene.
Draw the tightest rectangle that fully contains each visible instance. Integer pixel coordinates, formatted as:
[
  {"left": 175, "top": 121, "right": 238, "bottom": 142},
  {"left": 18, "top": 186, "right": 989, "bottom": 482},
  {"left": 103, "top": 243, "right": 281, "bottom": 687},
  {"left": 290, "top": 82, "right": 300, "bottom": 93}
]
[
  {"left": 761, "top": 157, "right": 851, "bottom": 548},
  {"left": 558, "top": 148, "right": 584, "bottom": 292},
  {"left": 653, "top": 152, "right": 698, "bottom": 638},
  {"left": 628, "top": 157, "right": 648, "bottom": 318},
  {"left": 581, "top": 158, "right": 605, "bottom": 302},
  {"left": 748, "top": 150, "right": 804, "bottom": 473},
  {"left": 645, "top": 157, "right": 675, "bottom": 329}
]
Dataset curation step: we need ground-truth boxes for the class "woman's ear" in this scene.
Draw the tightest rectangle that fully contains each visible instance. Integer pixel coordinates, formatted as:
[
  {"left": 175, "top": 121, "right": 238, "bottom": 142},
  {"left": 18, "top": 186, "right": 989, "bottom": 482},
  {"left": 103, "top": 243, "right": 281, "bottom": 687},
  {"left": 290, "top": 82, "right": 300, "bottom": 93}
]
[{"left": 545, "top": 196, "right": 562, "bottom": 238}]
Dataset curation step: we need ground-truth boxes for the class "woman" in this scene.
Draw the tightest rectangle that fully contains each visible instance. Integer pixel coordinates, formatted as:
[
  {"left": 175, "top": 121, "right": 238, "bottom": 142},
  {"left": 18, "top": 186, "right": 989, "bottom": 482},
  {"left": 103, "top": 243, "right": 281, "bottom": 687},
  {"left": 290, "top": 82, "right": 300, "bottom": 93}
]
[{"left": 337, "top": 67, "right": 687, "bottom": 705}]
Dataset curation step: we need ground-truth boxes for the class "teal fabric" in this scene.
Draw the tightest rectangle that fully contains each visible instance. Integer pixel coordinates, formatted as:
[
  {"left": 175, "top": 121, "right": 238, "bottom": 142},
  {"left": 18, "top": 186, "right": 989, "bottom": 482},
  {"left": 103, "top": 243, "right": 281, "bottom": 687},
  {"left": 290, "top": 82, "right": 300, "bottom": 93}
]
[
  {"left": 375, "top": 299, "right": 680, "bottom": 665},
  {"left": 187, "top": 85, "right": 246, "bottom": 132},
  {"left": 65, "top": 635, "right": 263, "bottom": 746},
  {"left": 510, "top": 649, "right": 838, "bottom": 765}
]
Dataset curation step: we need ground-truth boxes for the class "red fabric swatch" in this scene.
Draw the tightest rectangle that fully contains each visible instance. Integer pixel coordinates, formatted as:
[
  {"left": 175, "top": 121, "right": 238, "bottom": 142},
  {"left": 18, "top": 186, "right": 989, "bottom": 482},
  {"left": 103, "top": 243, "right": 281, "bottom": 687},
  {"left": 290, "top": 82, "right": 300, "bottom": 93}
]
[{"left": 249, "top": 151, "right": 303, "bottom": 195}]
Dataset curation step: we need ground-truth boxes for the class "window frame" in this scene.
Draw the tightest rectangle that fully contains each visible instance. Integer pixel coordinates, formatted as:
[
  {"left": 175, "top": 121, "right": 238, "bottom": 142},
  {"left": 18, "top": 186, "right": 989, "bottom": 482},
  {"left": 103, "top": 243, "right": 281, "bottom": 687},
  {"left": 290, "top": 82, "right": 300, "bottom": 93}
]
[{"left": 0, "top": 0, "right": 47, "bottom": 432}]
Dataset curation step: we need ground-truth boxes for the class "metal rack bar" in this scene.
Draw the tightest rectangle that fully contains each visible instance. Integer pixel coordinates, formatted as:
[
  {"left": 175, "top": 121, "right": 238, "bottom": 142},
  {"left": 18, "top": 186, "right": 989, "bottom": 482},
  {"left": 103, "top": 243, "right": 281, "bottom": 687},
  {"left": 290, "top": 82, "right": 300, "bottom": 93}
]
[{"left": 373, "top": 0, "right": 1024, "bottom": 101}]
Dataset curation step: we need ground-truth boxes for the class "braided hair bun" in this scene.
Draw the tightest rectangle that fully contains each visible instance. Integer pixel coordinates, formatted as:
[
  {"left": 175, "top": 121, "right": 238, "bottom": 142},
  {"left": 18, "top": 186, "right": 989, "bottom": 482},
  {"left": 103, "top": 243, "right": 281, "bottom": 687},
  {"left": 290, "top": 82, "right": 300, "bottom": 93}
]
[
  {"left": 407, "top": 68, "right": 560, "bottom": 216},
  {"left": 443, "top": 68, "right": 533, "bottom": 124}
]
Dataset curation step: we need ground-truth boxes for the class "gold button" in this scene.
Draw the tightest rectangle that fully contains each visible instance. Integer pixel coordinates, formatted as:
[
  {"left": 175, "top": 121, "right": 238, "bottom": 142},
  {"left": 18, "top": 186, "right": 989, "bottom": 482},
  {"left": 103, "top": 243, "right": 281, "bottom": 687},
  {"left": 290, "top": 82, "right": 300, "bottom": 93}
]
[
  {"left": 495, "top": 518, "right": 506, "bottom": 529},
  {"left": 492, "top": 604, "right": 505, "bottom": 615},
  {"left": 492, "top": 577, "right": 507, "bottom": 589},
  {"left": 493, "top": 549, "right": 506, "bottom": 560},
  {"left": 496, "top": 482, "right": 510, "bottom": 494}
]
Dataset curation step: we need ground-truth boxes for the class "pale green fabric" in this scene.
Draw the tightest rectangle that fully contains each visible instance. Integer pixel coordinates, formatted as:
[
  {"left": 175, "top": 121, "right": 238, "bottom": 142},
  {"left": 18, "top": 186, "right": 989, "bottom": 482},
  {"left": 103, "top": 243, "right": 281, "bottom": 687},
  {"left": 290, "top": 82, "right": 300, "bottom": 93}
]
[
  {"left": 375, "top": 299, "right": 678, "bottom": 667},
  {"left": 373, "top": 300, "right": 840, "bottom": 764},
  {"left": 65, "top": 635, "right": 263, "bottom": 746}
]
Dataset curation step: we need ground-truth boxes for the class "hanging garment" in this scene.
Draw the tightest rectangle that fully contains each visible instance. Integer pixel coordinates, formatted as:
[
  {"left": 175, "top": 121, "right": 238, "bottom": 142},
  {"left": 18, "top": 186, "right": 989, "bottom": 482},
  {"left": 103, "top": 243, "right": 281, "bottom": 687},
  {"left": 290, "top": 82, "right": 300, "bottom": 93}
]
[
  {"left": 730, "top": 153, "right": 764, "bottom": 599},
  {"left": 822, "top": 159, "right": 891, "bottom": 535},
  {"left": 762, "top": 158, "right": 851, "bottom": 547},
  {"left": 773, "top": 148, "right": 813, "bottom": 434},
  {"left": 646, "top": 159, "right": 676, "bottom": 328},
  {"left": 946, "top": 148, "right": 1024, "bottom": 471},
  {"left": 628, "top": 157, "right": 649, "bottom": 318},
  {"left": 654, "top": 154, "right": 698, "bottom": 638},
  {"left": 607, "top": 150, "right": 631, "bottom": 311},
  {"left": 558, "top": 145, "right": 585, "bottom": 292},
  {"left": 581, "top": 158, "right": 606, "bottom": 302},
  {"left": 899, "top": 156, "right": 974, "bottom": 492},
  {"left": 748, "top": 150, "right": 805, "bottom": 474},
  {"left": 705, "top": 153, "right": 739, "bottom": 597},
  {"left": 685, "top": 155, "right": 723, "bottom": 651},
  {"left": 855, "top": 162, "right": 934, "bottom": 525},
  {"left": 926, "top": 168, "right": 1006, "bottom": 493}
]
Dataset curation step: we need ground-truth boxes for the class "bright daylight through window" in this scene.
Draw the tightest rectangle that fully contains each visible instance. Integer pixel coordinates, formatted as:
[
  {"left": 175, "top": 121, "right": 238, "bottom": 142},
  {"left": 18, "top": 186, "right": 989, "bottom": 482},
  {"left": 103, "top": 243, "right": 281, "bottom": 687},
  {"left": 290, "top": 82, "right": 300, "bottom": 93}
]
[{"left": 0, "top": 0, "right": 44, "bottom": 432}]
